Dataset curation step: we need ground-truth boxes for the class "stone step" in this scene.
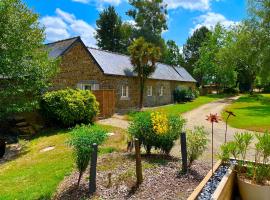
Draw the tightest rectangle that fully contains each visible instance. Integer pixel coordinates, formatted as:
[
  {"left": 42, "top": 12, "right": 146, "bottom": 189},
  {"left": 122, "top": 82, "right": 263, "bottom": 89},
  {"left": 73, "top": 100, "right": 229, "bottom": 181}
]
[{"left": 18, "top": 126, "right": 36, "bottom": 135}]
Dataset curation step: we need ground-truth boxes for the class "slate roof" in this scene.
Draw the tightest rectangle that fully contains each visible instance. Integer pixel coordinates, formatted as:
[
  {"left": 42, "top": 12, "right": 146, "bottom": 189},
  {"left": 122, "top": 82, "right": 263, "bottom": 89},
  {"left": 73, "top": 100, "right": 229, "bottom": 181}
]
[
  {"left": 45, "top": 37, "right": 79, "bottom": 58},
  {"left": 88, "top": 48, "right": 196, "bottom": 82},
  {"left": 46, "top": 37, "right": 196, "bottom": 83}
]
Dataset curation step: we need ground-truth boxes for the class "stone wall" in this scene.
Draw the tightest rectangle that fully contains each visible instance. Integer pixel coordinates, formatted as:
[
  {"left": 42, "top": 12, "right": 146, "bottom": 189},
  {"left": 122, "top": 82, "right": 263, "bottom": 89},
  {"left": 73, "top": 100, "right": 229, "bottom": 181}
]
[{"left": 52, "top": 41, "right": 196, "bottom": 111}]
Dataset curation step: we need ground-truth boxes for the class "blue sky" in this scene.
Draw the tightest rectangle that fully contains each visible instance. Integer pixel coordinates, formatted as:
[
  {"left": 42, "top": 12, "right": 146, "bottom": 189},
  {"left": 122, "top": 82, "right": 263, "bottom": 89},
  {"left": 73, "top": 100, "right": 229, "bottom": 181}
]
[{"left": 23, "top": 0, "right": 247, "bottom": 47}]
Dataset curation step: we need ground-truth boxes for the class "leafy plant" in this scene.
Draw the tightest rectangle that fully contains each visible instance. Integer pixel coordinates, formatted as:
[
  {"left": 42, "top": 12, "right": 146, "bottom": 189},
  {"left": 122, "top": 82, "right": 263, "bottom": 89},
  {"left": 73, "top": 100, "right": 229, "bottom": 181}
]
[
  {"left": 173, "top": 87, "right": 196, "bottom": 103},
  {"left": 69, "top": 124, "right": 108, "bottom": 186},
  {"left": 186, "top": 126, "right": 208, "bottom": 167},
  {"left": 128, "top": 112, "right": 185, "bottom": 155},
  {"left": 219, "top": 131, "right": 270, "bottom": 185},
  {"left": 40, "top": 88, "right": 99, "bottom": 127}
]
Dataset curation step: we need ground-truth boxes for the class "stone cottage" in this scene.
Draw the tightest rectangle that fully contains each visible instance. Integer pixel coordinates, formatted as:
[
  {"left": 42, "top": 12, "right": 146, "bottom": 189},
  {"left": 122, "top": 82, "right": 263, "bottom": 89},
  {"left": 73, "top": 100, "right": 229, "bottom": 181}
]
[{"left": 46, "top": 36, "right": 196, "bottom": 112}]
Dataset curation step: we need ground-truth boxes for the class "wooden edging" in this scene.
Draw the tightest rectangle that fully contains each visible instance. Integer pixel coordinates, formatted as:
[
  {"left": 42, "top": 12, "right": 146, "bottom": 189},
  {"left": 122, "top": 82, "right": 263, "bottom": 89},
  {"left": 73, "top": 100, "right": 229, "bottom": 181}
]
[
  {"left": 212, "top": 165, "right": 236, "bottom": 200},
  {"left": 187, "top": 160, "right": 222, "bottom": 200}
]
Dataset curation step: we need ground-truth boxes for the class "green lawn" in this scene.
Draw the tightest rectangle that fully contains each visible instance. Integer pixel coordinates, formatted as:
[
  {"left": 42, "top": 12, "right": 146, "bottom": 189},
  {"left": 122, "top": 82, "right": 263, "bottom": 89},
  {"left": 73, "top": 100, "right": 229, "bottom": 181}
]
[
  {"left": 222, "top": 94, "right": 270, "bottom": 132},
  {"left": 127, "top": 94, "right": 229, "bottom": 119},
  {"left": 0, "top": 125, "right": 127, "bottom": 200}
]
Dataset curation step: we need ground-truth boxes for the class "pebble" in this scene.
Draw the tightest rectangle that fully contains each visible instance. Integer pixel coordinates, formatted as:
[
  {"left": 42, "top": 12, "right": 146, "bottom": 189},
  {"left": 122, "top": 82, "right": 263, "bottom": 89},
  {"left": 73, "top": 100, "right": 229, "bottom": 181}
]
[{"left": 197, "top": 164, "right": 231, "bottom": 200}]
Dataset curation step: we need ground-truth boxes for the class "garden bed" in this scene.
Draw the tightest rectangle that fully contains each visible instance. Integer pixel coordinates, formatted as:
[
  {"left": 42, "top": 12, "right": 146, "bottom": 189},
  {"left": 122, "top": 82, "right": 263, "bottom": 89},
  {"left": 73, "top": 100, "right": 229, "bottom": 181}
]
[
  {"left": 188, "top": 161, "right": 236, "bottom": 200},
  {"left": 54, "top": 152, "right": 211, "bottom": 200}
]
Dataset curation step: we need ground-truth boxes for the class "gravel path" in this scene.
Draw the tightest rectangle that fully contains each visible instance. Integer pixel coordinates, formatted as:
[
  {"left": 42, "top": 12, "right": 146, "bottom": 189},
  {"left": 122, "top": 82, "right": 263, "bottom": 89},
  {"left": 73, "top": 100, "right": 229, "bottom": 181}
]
[{"left": 171, "top": 96, "right": 253, "bottom": 158}]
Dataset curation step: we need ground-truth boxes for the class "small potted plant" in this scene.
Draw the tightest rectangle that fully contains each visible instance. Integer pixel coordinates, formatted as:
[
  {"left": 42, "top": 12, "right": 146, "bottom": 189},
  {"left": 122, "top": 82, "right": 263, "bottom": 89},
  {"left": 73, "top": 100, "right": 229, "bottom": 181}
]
[{"left": 220, "top": 131, "right": 270, "bottom": 200}]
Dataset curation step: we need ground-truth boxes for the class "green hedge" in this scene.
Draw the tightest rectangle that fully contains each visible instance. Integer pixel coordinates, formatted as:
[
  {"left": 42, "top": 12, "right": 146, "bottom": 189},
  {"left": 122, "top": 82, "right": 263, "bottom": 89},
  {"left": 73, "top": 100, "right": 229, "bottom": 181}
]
[{"left": 40, "top": 88, "right": 99, "bottom": 127}]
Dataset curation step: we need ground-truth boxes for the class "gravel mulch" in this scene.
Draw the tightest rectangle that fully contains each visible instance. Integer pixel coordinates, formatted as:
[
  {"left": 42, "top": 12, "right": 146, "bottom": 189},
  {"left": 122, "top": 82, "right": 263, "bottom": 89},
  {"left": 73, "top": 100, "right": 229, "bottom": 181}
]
[{"left": 54, "top": 152, "right": 211, "bottom": 200}]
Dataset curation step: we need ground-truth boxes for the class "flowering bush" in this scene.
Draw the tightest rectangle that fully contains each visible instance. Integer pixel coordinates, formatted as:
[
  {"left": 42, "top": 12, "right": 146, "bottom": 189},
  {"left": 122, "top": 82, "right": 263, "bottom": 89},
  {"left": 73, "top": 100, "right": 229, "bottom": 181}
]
[{"left": 128, "top": 112, "right": 185, "bottom": 155}]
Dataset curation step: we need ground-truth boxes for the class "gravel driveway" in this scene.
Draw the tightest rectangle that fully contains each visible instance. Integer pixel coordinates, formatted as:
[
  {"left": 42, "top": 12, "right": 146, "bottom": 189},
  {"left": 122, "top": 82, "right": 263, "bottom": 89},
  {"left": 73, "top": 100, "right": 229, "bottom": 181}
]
[{"left": 171, "top": 96, "right": 255, "bottom": 158}]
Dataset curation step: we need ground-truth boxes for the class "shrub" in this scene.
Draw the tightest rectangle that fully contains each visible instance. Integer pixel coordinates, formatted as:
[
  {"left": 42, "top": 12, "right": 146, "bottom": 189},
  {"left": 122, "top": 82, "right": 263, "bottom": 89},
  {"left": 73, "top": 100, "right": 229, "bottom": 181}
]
[
  {"left": 128, "top": 112, "right": 185, "bottom": 155},
  {"left": 223, "top": 87, "right": 239, "bottom": 94},
  {"left": 40, "top": 88, "right": 99, "bottom": 127},
  {"left": 186, "top": 126, "right": 208, "bottom": 168},
  {"left": 173, "top": 87, "right": 196, "bottom": 103},
  {"left": 68, "top": 124, "right": 108, "bottom": 186}
]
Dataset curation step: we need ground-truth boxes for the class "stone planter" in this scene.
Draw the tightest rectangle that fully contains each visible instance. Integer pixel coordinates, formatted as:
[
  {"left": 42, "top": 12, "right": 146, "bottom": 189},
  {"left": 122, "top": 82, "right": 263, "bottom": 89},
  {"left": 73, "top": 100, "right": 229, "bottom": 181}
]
[
  {"left": 188, "top": 161, "right": 235, "bottom": 200},
  {"left": 237, "top": 176, "right": 270, "bottom": 200}
]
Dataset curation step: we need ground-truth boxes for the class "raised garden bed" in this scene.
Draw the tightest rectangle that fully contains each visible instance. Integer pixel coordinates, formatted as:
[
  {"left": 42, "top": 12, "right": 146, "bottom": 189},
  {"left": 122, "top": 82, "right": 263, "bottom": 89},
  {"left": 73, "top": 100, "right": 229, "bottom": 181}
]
[{"left": 188, "top": 160, "right": 236, "bottom": 200}]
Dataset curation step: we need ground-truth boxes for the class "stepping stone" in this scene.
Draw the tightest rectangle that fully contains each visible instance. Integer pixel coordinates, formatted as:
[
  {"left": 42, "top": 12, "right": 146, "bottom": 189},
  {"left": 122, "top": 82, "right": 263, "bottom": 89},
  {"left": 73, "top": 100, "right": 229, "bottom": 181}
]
[{"left": 40, "top": 146, "right": 55, "bottom": 152}]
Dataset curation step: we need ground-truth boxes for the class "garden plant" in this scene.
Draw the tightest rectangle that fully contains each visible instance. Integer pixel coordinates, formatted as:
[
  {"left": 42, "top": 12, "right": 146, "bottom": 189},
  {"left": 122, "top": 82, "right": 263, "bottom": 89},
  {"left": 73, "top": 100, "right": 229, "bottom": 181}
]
[
  {"left": 220, "top": 131, "right": 270, "bottom": 200},
  {"left": 40, "top": 88, "right": 99, "bottom": 127},
  {"left": 128, "top": 111, "right": 185, "bottom": 155},
  {"left": 69, "top": 124, "right": 108, "bottom": 186}
]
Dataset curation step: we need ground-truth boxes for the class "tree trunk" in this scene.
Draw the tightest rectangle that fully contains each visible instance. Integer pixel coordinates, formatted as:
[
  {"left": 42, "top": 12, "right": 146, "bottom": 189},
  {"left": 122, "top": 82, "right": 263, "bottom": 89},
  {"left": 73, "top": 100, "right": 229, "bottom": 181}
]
[
  {"left": 139, "top": 76, "right": 144, "bottom": 109},
  {"left": 0, "top": 138, "right": 6, "bottom": 158}
]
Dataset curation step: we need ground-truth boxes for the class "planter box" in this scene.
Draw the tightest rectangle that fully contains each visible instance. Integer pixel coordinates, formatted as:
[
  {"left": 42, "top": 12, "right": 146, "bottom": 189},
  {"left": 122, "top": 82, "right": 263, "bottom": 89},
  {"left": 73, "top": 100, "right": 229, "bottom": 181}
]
[{"left": 188, "top": 161, "right": 236, "bottom": 200}]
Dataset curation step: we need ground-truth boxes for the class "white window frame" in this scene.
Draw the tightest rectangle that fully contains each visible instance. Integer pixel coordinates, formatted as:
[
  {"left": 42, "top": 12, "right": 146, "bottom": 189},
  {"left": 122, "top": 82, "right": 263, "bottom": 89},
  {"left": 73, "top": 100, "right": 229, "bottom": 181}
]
[
  {"left": 159, "top": 86, "right": 164, "bottom": 96},
  {"left": 147, "top": 86, "right": 153, "bottom": 96},
  {"left": 77, "top": 83, "right": 99, "bottom": 91},
  {"left": 121, "top": 85, "right": 129, "bottom": 98}
]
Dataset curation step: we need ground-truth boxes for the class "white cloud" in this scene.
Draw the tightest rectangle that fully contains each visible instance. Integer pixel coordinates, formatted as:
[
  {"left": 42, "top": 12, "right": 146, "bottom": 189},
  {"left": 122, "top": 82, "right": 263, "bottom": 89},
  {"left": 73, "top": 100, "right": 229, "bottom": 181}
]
[
  {"left": 72, "top": 0, "right": 90, "bottom": 4},
  {"left": 40, "top": 8, "right": 96, "bottom": 47},
  {"left": 190, "top": 12, "right": 238, "bottom": 34},
  {"left": 164, "top": 0, "right": 218, "bottom": 11}
]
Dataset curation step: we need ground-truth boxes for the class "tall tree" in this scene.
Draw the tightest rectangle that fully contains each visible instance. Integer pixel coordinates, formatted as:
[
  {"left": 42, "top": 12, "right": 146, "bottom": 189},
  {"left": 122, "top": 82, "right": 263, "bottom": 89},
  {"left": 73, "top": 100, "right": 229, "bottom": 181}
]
[
  {"left": 128, "top": 37, "right": 161, "bottom": 109},
  {"left": 95, "top": 6, "right": 131, "bottom": 54},
  {"left": 0, "top": 0, "right": 58, "bottom": 156},
  {"left": 127, "top": 0, "right": 167, "bottom": 50},
  {"left": 182, "top": 26, "right": 210, "bottom": 79},
  {"left": 163, "top": 40, "right": 184, "bottom": 67}
]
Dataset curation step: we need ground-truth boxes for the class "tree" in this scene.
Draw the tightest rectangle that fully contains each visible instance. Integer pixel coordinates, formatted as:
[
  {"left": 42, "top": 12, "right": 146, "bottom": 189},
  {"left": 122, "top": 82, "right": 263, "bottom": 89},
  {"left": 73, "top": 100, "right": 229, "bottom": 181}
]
[
  {"left": 0, "top": 0, "right": 58, "bottom": 155},
  {"left": 95, "top": 6, "right": 132, "bottom": 54},
  {"left": 163, "top": 40, "right": 184, "bottom": 67},
  {"left": 127, "top": 0, "right": 167, "bottom": 50},
  {"left": 182, "top": 26, "right": 210, "bottom": 79},
  {"left": 128, "top": 37, "right": 161, "bottom": 109}
]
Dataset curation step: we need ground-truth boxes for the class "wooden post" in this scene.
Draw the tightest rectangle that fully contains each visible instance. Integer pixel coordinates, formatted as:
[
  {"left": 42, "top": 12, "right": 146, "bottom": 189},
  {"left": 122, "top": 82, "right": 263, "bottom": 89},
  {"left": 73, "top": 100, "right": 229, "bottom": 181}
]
[
  {"left": 89, "top": 143, "right": 98, "bottom": 195},
  {"left": 135, "top": 138, "right": 143, "bottom": 185},
  {"left": 180, "top": 132, "right": 188, "bottom": 173}
]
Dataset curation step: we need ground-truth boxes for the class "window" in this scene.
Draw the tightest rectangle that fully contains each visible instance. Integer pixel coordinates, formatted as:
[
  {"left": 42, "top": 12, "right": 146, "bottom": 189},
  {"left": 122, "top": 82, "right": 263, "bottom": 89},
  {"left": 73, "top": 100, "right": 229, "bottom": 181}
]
[
  {"left": 147, "top": 86, "right": 152, "bottom": 96},
  {"left": 121, "top": 85, "right": 129, "bottom": 98},
  {"left": 77, "top": 82, "right": 99, "bottom": 91},
  {"left": 159, "top": 86, "right": 164, "bottom": 96}
]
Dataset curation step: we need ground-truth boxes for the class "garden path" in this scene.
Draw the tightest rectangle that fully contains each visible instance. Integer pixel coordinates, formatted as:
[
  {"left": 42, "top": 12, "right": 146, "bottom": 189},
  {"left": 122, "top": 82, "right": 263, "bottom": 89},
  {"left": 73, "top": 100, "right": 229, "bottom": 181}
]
[{"left": 170, "top": 96, "right": 256, "bottom": 159}]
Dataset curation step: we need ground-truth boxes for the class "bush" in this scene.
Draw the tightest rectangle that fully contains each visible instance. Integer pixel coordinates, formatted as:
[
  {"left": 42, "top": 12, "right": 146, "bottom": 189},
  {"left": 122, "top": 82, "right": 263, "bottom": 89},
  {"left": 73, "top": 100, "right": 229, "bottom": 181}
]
[
  {"left": 186, "top": 126, "right": 208, "bottom": 168},
  {"left": 173, "top": 87, "right": 197, "bottom": 103},
  {"left": 40, "top": 88, "right": 99, "bottom": 127},
  {"left": 128, "top": 112, "right": 185, "bottom": 155},
  {"left": 223, "top": 87, "right": 239, "bottom": 94},
  {"left": 68, "top": 124, "right": 108, "bottom": 186}
]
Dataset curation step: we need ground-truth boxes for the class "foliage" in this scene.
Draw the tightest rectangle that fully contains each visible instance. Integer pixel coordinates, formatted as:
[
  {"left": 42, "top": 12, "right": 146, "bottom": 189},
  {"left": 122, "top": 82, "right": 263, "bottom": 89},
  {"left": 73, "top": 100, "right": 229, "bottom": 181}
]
[
  {"left": 173, "top": 87, "right": 196, "bottom": 103},
  {"left": 220, "top": 131, "right": 270, "bottom": 185},
  {"left": 0, "top": 0, "right": 58, "bottom": 119},
  {"left": 40, "top": 88, "right": 99, "bottom": 127},
  {"left": 127, "top": 0, "right": 167, "bottom": 51},
  {"left": 69, "top": 124, "right": 108, "bottom": 185},
  {"left": 162, "top": 40, "right": 184, "bottom": 66},
  {"left": 128, "top": 112, "right": 185, "bottom": 154},
  {"left": 182, "top": 26, "right": 210, "bottom": 80},
  {"left": 95, "top": 6, "right": 132, "bottom": 54},
  {"left": 186, "top": 126, "right": 208, "bottom": 167},
  {"left": 128, "top": 37, "right": 161, "bottom": 108}
]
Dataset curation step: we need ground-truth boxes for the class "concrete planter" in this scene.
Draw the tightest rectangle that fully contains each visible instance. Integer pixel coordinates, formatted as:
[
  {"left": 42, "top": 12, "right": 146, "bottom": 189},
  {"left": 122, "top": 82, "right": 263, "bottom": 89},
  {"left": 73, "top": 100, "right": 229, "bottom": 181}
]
[
  {"left": 237, "top": 176, "right": 270, "bottom": 200},
  {"left": 188, "top": 161, "right": 235, "bottom": 200}
]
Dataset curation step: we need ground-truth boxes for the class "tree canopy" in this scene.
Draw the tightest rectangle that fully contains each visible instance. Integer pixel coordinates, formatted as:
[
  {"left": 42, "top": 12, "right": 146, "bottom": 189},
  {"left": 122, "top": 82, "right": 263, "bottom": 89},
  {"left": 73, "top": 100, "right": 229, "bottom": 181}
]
[
  {"left": 163, "top": 40, "right": 184, "bottom": 67},
  {"left": 127, "top": 0, "right": 167, "bottom": 50},
  {"left": 0, "top": 0, "right": 58, "bottom": 118}
]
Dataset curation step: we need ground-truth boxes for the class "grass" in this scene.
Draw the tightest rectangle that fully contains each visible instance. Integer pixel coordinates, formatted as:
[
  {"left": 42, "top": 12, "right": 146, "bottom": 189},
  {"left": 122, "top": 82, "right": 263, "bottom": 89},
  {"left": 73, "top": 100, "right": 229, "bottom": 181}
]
[
  {"left": 222, "top": 94, "right": 270, "bottom": 132},
  {"left": 0, "top": 124, "right": 127, "bottom": 200},
  {"left": 126, "top": 94, "right": 229, "bottom": 119}
]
